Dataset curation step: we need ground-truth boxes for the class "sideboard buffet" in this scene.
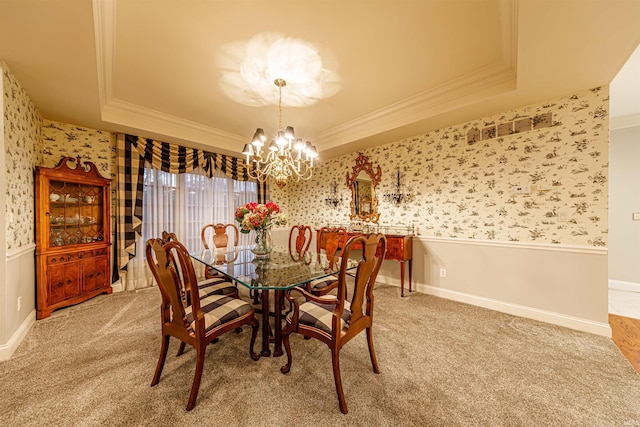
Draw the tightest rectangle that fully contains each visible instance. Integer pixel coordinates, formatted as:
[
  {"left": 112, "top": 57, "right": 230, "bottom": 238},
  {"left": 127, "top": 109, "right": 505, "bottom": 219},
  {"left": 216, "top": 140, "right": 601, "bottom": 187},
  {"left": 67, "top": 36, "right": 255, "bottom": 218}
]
[{"left": 318, "top": 225, "right": 414, "bottom": 297}]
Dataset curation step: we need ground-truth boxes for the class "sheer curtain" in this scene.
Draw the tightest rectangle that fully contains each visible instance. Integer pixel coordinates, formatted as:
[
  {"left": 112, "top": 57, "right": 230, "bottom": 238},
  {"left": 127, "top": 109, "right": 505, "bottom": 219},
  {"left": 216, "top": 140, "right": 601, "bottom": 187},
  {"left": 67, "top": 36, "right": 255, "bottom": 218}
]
[{"left": 121, "top": 165, "right": 258, "bottom": 291}]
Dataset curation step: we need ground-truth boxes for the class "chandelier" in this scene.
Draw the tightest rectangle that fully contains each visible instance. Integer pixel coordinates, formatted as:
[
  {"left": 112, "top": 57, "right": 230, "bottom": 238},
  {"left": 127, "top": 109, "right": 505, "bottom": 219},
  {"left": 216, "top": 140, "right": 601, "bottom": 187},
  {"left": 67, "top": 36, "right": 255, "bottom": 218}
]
[
  {"left": 384, "top": 166, "right": 414, "bottom": 205},
  {"left": 242, "top": 78, "right": 318, "bottom": 188}
]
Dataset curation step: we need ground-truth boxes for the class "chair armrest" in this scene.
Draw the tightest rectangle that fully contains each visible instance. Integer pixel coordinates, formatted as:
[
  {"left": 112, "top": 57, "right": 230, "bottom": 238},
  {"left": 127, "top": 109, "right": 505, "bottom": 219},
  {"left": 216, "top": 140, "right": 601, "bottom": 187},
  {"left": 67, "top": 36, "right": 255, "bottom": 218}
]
[{"left": 287, "top": 286, "right": 339, "bottom": 305}]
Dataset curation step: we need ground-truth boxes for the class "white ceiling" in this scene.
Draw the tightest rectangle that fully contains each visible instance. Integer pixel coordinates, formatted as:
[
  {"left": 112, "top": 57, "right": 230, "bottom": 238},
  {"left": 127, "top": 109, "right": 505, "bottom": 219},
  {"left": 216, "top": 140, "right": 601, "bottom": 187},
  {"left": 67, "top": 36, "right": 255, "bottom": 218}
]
[{"left": 1, "top": 0, "right": 639, "bottom": 160}]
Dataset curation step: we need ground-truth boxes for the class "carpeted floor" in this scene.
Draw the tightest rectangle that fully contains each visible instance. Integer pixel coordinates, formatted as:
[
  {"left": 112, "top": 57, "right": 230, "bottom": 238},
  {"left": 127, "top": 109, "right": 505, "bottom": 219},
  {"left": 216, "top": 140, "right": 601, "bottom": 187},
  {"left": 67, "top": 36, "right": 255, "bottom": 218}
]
[{"left": 1, "top": 285, "right": 639, "bottom": 426}]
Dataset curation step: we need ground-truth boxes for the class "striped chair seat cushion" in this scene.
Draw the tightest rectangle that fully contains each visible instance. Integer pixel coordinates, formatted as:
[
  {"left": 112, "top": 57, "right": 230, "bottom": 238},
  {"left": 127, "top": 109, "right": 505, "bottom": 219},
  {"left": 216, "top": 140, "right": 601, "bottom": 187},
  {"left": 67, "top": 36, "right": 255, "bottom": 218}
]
[
  {"left": 205, "top": 266, "right": 223, "bottom": 278},
  {"left": 309, "top": 275, "right": 338, "bottom": 291},
  {"left": 197, "top": 277, "right": 236, "bottom": 298},
  {"left": 289, "top": 299, "right": 351, "bottom": 334},
  {"left": 185, "top": 294, "right": 252, "bottom": 333}
]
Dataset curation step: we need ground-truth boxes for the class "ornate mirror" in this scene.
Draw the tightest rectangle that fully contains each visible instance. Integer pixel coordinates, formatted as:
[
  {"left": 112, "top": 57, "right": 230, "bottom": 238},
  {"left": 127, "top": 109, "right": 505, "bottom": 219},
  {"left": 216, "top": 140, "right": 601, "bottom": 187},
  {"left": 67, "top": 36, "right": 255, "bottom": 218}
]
[{"left": 346, "top": 153, "right": 381, "bottom": 223}]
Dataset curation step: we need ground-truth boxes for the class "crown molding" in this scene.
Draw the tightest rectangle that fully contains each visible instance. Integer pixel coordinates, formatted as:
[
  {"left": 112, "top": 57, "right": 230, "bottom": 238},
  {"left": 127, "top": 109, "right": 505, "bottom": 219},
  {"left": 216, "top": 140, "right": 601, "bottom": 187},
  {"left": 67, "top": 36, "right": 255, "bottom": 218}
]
[
  {"left": 101, "top": 98, "right": 246, "bottom": 148},
  {"left": 316, "top": 0, "right": 518, "bottom": 150},
  {"left": 610, "top": 113, "right": 640, "bottom": 130}
]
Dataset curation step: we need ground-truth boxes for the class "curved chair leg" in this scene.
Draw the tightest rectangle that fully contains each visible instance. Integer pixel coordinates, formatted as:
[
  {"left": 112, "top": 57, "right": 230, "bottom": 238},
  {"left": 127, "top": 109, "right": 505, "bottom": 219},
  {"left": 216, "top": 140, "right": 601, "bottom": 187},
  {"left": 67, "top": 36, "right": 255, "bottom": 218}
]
[
  {"left": 151, "top": 335, "right": 170, "bottom": 386},
  {"left": 186, "top": 347, "right": 206, "bottom": 411},
  {"left": 249, "top": 317, "right": 261, "bottom": 361},
  {"left": 331, "top": 350, "right": 348, "bottom": 414},
  {"left": 366, "top": 326, "right": 380, "bottom": 373},
  {"left": 280, "top": 325, "right": 293, "bottom": 374},
  {"left": 176, "top": 341, "right": 186, "bottom": 357}
]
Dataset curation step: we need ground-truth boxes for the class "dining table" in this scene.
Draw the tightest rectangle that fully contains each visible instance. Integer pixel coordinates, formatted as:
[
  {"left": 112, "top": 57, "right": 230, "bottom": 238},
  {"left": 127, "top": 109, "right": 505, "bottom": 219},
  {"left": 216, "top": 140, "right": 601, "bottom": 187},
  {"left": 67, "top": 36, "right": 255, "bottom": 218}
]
[{"left": 190, "top": 245, "right": 357, "bottom": 358}]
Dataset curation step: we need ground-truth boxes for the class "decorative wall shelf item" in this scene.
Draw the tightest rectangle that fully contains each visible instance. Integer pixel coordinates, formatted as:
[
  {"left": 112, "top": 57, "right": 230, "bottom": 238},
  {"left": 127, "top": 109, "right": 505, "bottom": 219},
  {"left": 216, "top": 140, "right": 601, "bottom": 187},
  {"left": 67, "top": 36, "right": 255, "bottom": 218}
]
[{"left": 467, "top": 112, "right": 553, "bottom": 144}]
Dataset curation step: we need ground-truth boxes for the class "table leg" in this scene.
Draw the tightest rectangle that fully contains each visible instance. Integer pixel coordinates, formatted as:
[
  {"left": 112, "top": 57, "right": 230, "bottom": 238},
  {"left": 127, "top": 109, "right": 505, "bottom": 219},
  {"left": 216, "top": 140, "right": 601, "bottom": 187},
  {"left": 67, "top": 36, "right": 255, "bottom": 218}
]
[
  {"left": 408, "top": 258, "right": 413, "bottom": 293},
  {"left": 260, "top": 289, "right": 271, "bottom": 357},
  {"left": 272, "top": 289, "right": 284, "bottom": 357},
  {"left": 400, "top": 260, "right": 406, "bottom": 297}
]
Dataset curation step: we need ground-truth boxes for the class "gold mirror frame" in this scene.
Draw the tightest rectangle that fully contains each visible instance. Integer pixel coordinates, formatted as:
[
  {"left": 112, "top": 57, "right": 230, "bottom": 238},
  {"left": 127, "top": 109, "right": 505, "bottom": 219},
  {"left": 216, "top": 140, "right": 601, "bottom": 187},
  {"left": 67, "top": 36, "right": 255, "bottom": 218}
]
[{"left": 346, "top": 153, "right": 382, "bottom": 223}]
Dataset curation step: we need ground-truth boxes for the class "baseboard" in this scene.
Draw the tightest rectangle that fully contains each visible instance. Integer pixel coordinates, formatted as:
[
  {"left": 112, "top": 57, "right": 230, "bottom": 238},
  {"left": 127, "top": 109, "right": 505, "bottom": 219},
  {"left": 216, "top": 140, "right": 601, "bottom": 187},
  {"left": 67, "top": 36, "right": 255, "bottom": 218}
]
[
  {"left": 0, "top": 310, "right": 36, "bottom": 361},
  {"left": 609, "top": 279, "right": 640, "bottom": 293},
  {"left": 376, "top": 273, "right": 612, "bottom": 337},
  {"left": 111, "top": 278, "right": 124, "bottom": 293}
]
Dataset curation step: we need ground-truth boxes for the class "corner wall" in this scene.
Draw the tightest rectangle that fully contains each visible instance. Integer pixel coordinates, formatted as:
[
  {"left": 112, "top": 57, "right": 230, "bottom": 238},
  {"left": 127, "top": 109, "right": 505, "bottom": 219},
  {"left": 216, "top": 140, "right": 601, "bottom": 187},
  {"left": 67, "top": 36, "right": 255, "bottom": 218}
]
[
  {"left": 609, "top": 124, "right": 640, "bottom": 292},
  {"left": 1, "top": 62, "right": 42, "bottom": 360}
]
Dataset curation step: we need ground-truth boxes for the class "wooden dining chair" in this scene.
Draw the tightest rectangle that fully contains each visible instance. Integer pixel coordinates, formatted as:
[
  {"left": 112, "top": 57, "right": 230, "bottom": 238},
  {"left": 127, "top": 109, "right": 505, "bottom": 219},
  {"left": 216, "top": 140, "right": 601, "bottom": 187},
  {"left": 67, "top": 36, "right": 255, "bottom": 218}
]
[
  {"left": 162, "top": 231, "right": 238, "bottom": 300},
  {"left": 307, "top": 226, "right": 348, "bottom": 296},
  {"left": 146, "top": 237, "right": 260, "bottom": 411},
  {"left": 280, "top": 233, "right": 387, "bottom": 414},
  {"left": 288, "top": 224, "right": 312, "bottom": 262},
  {"left": 200, "top": 223, "right": 240, "bottom": 279}
]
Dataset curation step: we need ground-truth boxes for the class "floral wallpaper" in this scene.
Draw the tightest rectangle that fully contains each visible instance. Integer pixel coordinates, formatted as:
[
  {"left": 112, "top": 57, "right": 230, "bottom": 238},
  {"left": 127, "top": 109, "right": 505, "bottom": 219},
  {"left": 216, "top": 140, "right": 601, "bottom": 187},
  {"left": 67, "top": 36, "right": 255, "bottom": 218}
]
[
  {"left": 41, "top": 119, "right": 117, "bottom": 235},
  {"left": 42, "top": 119, "right": 116, "bottom": 178},
  {"left": 3, "top": 64, "right": 42, "bottom": 252},
  {"left": 274, "top": 87, "right": 609, "bottom": 246}
]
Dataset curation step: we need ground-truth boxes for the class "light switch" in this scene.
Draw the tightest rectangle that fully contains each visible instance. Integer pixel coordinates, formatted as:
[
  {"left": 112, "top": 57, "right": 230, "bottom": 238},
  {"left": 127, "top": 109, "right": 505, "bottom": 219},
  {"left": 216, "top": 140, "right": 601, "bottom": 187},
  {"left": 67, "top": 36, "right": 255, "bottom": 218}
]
[{"left": 632, "top": 212, "right": 640, "bottom": 221}]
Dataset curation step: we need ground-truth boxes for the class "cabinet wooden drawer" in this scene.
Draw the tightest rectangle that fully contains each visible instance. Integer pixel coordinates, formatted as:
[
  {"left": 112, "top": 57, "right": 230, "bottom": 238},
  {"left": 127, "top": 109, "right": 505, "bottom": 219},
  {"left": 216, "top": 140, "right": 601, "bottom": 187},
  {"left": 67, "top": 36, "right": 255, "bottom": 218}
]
[
  {"left": 384, "top": 236, "right": 412, "bottom": 261},
  {"left": 48, "top": 263, "right": 81, "bottom": 304},
  {"left": 82, "top": 256, "right": 109, "bottom": 292},
  {"left": 48, "top": 253, "right": 80, "bottom": 264},
  {"left": 385, "top": 239, "right": 404, "bottom": 259}
]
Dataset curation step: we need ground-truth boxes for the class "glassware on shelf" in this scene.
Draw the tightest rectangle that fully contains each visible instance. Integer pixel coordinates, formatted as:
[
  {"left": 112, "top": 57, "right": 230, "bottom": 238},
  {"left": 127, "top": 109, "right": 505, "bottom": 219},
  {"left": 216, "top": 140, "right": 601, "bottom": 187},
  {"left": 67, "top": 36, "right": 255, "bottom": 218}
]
[{"left": 50, "top": 230, "right": 64, "bottom": 246}]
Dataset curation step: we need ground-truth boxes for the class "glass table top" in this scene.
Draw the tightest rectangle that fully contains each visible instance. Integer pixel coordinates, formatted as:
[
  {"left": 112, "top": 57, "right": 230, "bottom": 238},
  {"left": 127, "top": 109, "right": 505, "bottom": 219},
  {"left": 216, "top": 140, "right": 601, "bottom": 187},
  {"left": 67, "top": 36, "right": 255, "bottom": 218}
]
[{"left": 190, "top": 246, "right": 358, "bottom": 290}]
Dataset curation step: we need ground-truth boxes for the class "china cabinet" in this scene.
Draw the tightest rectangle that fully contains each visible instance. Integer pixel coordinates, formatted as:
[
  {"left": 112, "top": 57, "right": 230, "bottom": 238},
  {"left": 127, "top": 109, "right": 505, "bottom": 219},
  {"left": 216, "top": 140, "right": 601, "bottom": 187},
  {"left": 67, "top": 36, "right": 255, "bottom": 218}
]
[{"left": 35, "top": 156, "right": 112, "bottom": 319}]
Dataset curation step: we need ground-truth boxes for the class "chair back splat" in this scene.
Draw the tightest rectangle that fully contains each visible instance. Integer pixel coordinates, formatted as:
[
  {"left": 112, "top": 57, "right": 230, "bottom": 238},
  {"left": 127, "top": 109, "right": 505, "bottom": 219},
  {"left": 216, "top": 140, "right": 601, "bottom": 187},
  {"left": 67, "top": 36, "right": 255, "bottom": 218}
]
[
  {"left": 280, "top": 232, "right": 387, "bottom": 414},
  {"left": 288, "top": 225, "right": 312, "bottom": 261}
]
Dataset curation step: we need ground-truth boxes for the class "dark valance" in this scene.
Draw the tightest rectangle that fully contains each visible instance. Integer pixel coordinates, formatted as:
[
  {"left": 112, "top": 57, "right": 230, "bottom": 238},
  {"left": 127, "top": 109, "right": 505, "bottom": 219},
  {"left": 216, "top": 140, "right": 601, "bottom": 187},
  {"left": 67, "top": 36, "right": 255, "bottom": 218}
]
[{"left": 116, "top": 134, "right": 264, "bottom": 273}]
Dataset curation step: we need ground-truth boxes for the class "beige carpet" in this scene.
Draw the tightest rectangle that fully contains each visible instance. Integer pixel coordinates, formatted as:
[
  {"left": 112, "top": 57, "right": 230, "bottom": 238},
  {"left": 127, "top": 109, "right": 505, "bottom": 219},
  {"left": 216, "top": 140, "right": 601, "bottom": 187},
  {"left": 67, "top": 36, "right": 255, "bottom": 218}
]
[{"left": 1, "top": 285, "right": 639, "bottom": 426}]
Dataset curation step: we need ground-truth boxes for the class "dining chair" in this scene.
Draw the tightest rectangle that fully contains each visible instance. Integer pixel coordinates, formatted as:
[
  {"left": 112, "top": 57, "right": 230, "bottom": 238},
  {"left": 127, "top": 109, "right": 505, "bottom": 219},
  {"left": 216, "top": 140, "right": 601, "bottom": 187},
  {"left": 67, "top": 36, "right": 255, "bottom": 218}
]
[
  {"left": 200, "top": 223, "right": 240, "bottom": 279},
  {"left": 307, "top": 226, "right": 348, "bottom": 296},
  {"left": 280, "top": 233, "right": 387, "bottom": 414},
  {"left": 162, "top": 231, "right": 238, "bottom": 300},
  {"left": 288, "top": 224, "right": 312, "bottom": 262},
  {"left": 146, "top": 237, "right": 260, "bottom": 411}
]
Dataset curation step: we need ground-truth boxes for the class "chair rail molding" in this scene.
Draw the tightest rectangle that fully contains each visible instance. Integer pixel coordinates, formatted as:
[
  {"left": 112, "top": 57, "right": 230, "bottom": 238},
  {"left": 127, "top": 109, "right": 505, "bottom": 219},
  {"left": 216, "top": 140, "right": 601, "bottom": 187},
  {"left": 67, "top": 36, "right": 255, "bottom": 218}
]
[{"left": 6, "top": 243, "right": 36, "bottom": 262}]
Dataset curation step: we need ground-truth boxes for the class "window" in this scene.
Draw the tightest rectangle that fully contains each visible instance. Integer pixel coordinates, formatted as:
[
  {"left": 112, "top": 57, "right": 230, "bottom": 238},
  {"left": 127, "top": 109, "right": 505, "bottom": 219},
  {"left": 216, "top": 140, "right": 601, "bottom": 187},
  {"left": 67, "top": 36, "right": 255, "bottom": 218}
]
[{"left": 141, "top": 166, "right": 258, "bottom": 253}]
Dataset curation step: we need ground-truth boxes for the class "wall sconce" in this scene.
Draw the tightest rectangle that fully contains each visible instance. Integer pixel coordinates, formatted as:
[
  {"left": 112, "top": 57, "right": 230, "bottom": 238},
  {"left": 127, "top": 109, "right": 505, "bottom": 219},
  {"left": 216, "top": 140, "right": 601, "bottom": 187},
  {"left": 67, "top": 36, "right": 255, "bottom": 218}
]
[
  {"left": 325, "top": 181, "right": 343, "bottom": 208},
  {"left": 384, "top": 166, "right": 414, "bottom": 205}
]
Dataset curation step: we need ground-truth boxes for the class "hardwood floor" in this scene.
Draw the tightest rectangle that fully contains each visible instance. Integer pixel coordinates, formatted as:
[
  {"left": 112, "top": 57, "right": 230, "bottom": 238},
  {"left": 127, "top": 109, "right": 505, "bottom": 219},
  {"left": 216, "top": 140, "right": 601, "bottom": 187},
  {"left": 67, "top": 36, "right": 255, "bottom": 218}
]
[{"left": 609, "top": 313, "right": 640, "bottom": 374}]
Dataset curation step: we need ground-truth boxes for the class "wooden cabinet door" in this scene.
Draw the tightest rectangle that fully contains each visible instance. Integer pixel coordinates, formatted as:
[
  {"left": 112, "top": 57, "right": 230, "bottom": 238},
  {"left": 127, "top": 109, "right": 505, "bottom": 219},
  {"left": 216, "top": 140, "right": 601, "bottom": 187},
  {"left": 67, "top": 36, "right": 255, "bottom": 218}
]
[
  {"left": 48, "top": 262, "right": 81, "bottom": 305},
  {"left": 82, "top": 256, "right": 109, "bottom": 293}
]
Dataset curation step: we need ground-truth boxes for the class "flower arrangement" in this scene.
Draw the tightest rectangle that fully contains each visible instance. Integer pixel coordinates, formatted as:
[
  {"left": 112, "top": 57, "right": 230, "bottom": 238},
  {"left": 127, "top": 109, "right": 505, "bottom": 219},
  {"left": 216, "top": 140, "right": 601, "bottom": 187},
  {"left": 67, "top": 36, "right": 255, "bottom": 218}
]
[{"left": 234, "top": 202, "right": 288, "bottom": 233}]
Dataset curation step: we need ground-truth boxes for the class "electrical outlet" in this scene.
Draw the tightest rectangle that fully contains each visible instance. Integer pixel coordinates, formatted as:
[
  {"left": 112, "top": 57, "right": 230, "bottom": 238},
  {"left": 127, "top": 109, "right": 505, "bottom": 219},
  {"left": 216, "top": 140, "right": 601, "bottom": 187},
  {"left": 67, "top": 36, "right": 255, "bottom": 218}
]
[
  {"left": 512, "top": 185, "right": 531, "bottom": 195},
  {"left": 17, "top": 296, "right": 22, "bottom": 312},
  {"left": 439, "top": 268, "right": 447, "bottom": 278},
  {"left": 632, "top": 212, "right": 640, "bottom": 221}
]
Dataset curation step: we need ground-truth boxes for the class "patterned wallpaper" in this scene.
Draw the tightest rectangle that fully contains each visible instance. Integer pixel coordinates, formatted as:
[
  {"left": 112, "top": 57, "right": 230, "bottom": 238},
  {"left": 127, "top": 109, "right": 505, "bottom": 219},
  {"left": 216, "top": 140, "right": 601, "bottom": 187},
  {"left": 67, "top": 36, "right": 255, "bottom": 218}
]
[
  {"left": 42, "top": 120, "right": 116, "bottom": 179},
  {"left": 41, "top": 120, "right": 117, "bottom": 235},
  {"left": 274, "top": 87, "right": 609, "bottom": 246},
  {"left": 3, "top": 64, "right": 42, "bottom": 252}
]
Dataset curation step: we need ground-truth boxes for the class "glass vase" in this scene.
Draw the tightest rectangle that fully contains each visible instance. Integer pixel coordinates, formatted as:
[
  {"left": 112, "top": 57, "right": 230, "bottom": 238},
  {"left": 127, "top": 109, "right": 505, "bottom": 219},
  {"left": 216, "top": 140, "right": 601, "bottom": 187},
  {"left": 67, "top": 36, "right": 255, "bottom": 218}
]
[{"left": 251, "top": 228, "right": 272, "bottom": 258}]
